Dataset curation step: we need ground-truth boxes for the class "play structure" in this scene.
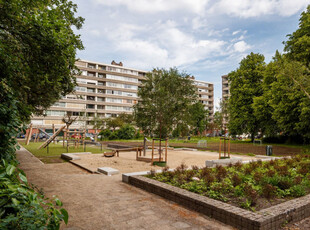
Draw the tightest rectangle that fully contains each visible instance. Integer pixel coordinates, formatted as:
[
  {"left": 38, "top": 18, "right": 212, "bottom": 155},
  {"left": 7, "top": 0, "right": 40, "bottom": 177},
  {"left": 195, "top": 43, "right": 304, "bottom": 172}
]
[
  {"left": 63, "top": 129, "right": 86, "bottom": 152},
  {"left": 103, "top": 137, "right": 169, "bottom": 166},
  {"left": 219, "top": 137, "right": 230, "bottom": 159}
]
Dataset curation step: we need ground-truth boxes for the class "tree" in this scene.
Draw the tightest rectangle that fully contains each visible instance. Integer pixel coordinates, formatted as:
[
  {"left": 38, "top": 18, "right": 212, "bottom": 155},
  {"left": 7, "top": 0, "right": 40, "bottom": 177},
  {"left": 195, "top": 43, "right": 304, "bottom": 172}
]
[
  {"left": 284, "top": 5, "right": 310, "bottom": 66},
  {"left": 190, "top": 102, "right": 209, "bottom": 136},
  {"left": 117, "top": 113, "right": 135, "bottom": 125},
  {"left": 228, "top": 53, "right": 266, "bottom": 141},
  {"left": 0, "top": 0, "right": 84, "bottom": 121},
  {"left": 213, "top": 111, "right": 223, "bottom": 134},
  {"left": 105, "top": 117, "right": 124, "bottom": 131},
  {"left": 134, "top": 68, "right": 197, "bottom": 139}
]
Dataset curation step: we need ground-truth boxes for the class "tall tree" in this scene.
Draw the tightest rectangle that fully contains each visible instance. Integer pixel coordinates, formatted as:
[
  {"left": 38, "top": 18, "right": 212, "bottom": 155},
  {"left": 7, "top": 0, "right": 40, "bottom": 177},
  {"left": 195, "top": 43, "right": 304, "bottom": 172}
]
[
  {"left": 190, "top": 102, "right": 209, "bottom": 136},
  {"left": 284, "top": 5, "right": 310, "bottom": 66},
  {"left": 134, "top": 68, "right": 197, "bottom": 138},
  {"left": 0, "top": 0, "right": 84, "bottom": 161},
  {"left": 0, "top": 0, "right": 84, "bottom": 120},
  {"left": 228, "top": 52, "right": 266, "bottom": 141}
]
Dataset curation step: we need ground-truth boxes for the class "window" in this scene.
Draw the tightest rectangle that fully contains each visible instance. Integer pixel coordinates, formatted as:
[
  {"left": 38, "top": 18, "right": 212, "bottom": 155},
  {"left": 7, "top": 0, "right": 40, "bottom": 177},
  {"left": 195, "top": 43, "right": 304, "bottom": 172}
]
[
  {"left": 98, "top": 89, "right": 105, "bottom": 94},
  {"left": 87, "top": 72, "right": 95, "bottom": 77},
  {"left": 106, "top": 90, "right": 137, "bottom": 97},
  {"left": 53, "top": 102, "right": 66, "bottom": 107},
  {"left": 45, "top": 110, "right": 66, "bottom": 116},
  {"left": 97, "top": 105, "right": 104, "bottom": 110},
  {"left": 87, "top": 88, "right": 95, "bottom": 93},
  {"left": 106, "top": 98, "right": 122, "bottom": 103},
  {"left": 88, "top": 64, "right": 96, "bottom": 69},
  {"left": 86, "top": 104, "right": 95, "bottom": 109},
  {"left": 98, "top": 74, "right": 104, "bottom": 78},
  {"left": 106, "top": 105, "right": 133, "bottom": 112},
  {"left": 106, "top": 74, "right": 138, "bottom": 83},
  {"left": 76, "top": 78, "right": 87, "bottom": 84},
  {"left": 98, "top": 81, "right": 104, "bottom": 86},
  {"left": 98, "top": 65, "right": 105, "bottom": 70},
  {"left": 73, "top": 112, "right": 80, "bottom": 116},
  {"left": 97, "top": 97, "right": 105, "bottom": 102},
  {"left": 75, "top": 86, "right": 87, "bottom": 92},
  {"left": 87, "top": 96, "right": 95, "bottom": 101},
  {"left": 81, "top": 71, "right": 87, "bottom": 76}
]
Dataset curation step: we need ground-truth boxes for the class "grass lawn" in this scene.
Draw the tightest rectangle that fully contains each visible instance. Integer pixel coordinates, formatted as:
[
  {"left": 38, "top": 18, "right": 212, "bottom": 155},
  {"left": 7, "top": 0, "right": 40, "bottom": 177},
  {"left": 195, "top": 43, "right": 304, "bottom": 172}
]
[{"left": 20, "top": 142, "right": 108, "bottom": 164}]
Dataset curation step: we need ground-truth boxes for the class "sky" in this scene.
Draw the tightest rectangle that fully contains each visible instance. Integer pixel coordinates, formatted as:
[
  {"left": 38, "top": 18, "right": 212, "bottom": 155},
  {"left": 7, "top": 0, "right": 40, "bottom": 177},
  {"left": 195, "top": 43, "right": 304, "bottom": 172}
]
[{"left": 72, "top": 0, "right": 309, "bottom": 110}]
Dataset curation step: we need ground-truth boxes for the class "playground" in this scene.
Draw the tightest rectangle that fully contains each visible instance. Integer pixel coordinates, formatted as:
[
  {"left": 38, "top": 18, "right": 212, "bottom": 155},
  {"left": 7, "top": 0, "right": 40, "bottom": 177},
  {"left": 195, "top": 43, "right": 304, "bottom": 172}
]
[{"left": 64, "top": 148, "right": 259, "bottom": 174}]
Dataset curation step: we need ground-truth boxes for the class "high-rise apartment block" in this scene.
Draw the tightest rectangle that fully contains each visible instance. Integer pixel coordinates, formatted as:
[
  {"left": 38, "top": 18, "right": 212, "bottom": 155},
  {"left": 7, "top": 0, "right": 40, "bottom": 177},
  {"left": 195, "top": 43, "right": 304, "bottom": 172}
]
[
  {"left": 31, "top": 60, "right": 214, "bottom": 131},
  {"left": 222, "top": 75, "right": 229, "bottom": 100}
]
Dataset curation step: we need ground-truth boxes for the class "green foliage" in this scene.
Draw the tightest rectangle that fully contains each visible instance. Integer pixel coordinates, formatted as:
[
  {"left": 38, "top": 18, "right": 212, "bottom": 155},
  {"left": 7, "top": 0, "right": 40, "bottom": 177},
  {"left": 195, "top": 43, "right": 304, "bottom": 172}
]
[
  {"left": 189, "top": 102, "right": 209, "bottom": 136},
  {"left": 284, "top": 5, "right": 310, "bottom": 66},
  {"left": 0, "top": 82, "right": 23, "bottom": 162},
  {"left": 0, "top": 0, "right": 84, "bottom": 119},
  {"left": 134, "top": 68, "right": 197, "bottom": 138},
  {"left": 99, "top": 129, "right": 112, "bottom": 140},
  {"left": 0, "top": 161, "right": 68, "bottom": 229},
  {"left": 228, "top": 52, "right": 266, "bottom": 141},
  {"left": 147, "top": 156, "right": 310, "bottom": 210},
  {"left": 117, "top": 124, "right": 136, "bottom": 140}
]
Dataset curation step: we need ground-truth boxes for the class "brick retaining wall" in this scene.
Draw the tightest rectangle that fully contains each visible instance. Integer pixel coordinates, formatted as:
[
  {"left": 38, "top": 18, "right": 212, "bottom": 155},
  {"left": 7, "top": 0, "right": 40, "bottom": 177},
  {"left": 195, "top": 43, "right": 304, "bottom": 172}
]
[{"left": 127, "top": 175, "right": 310, "bottom": 230}]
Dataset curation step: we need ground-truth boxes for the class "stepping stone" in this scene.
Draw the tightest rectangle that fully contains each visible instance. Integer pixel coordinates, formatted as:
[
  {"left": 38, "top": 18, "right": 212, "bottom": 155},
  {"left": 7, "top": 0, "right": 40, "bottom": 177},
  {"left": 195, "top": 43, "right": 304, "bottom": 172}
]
[{"left": 98, "top": 167, "right": 119, "bottom": 176}]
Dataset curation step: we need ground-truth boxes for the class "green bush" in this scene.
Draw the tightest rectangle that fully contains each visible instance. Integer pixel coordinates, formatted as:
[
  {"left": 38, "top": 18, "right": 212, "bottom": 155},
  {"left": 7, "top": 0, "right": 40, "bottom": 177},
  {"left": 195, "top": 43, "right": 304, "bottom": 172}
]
[
  {"left": 0, "top": 161, "right": 68, "bottom": 229},
  {"left": 117, "top": 124, "right": 135, "bottom": 140},
  {"left": 99, "top": 129, "right": 112, "bottom": 140},
  {"left": 109, "top": 131, "right": 119, "bottom": 140}
]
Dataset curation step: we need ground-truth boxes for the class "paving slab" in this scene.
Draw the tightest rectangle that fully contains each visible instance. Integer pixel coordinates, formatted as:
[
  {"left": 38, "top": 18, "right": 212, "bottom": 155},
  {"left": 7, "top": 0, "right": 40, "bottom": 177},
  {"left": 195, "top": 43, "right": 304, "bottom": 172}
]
[{"left": 98, "top": 167, "right": 119, "bottom": 176}]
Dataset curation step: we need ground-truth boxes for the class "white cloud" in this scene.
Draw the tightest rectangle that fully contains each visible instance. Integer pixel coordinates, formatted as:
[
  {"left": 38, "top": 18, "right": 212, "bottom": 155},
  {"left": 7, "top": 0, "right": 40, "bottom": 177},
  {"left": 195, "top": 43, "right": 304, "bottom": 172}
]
[
  {"left": 211, "top": 0, "right": 309, "bottom": 18},
  {"left": 93, "top": 0, "right": 209, "bottom": 15},
  {"left": 233, "top": 41, "right": 252, "bottom": 52}
]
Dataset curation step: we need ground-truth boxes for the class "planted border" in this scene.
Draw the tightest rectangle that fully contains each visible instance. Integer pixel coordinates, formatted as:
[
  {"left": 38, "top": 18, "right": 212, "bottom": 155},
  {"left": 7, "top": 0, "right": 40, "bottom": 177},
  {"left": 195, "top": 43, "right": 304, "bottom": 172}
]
[{"left": 125, "top": 175, "right": 310, "bottom": 230}]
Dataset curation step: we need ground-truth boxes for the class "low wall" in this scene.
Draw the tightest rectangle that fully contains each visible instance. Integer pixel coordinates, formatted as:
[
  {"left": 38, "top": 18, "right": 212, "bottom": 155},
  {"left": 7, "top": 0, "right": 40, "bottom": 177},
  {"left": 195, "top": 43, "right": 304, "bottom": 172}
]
[{"left": 126, "top": 175, "right": 310, "bottom": 230}]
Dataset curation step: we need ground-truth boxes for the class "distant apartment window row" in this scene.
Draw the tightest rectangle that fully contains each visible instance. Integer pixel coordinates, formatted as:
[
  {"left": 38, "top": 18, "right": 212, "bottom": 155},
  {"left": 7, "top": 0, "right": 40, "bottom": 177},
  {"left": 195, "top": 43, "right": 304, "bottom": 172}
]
[
  {"left": 53, "top": 102, "right": 66, "bottom": 107},
  {"left": 106, "top": 82, "right": 138, "bottom": 90},
  {"left": 81, "top": 66, "right": 145, "bottom": 78},
  {"left": 106, "top": 90, "right": 137, "bottom": 97},
  {"left": 65, "top": 95, "right": 86, "bottom": 100},
  {"left": 106, "top": 74, "right": 139, "bottom": 83},
  {"left": 106, "top": 98, "right": 134, "bottom": 104},
  {"left": 198, "top": 88, "right": 208, "bottom": 93},
  {"left": 195, "top": 82, "right": 209, "bottom": 87},
  {"left": 45, "top": 110, "right": 66, "bottom": 116},
  {"left": 75, "top": 86, "right": 87, "bottom": 92},
  {"left": 106, "top": 105, "right": 133, "bottom": 112}
]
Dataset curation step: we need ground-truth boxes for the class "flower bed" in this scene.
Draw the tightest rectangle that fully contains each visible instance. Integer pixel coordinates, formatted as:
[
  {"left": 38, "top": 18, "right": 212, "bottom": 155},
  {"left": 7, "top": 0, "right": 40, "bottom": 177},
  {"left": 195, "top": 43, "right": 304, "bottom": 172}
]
[{"left": 146, "top": 155, "right": 310, "bottom": 211}]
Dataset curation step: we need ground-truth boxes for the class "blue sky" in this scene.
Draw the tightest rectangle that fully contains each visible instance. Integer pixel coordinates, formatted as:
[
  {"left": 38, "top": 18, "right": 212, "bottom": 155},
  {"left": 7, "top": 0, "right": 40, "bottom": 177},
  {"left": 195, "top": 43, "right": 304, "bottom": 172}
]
[{"left": 72, "top": 0, "right": 309, "bottom": 109}]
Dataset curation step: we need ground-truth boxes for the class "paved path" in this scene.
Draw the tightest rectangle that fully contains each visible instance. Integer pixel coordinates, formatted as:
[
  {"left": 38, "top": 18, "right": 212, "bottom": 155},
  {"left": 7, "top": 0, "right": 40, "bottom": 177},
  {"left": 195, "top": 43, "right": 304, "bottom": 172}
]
[{"left": 17, "top": 147, "right": 233, "bottom": 230}]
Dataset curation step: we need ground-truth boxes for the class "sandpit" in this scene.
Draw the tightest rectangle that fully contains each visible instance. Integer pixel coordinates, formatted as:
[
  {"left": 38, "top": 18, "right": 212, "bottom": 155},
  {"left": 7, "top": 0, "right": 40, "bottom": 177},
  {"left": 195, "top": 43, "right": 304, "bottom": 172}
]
[{"left": 72, "top": 150, "right": 260, "bottom": 174}]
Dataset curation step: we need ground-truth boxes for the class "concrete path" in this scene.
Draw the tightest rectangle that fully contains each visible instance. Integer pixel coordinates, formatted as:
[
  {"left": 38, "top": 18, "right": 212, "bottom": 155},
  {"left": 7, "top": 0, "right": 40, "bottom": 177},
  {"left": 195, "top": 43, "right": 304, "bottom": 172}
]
[{"left": 17, "top": 147, "right": 233, "bottom": 230}]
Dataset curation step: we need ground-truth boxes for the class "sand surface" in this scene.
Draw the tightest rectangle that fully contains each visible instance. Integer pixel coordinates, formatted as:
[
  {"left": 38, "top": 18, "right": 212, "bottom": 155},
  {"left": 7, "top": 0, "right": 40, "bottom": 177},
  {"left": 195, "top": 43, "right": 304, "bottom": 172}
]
[{"left": 75, "top": 149, "right": 259, "bottom": 173}]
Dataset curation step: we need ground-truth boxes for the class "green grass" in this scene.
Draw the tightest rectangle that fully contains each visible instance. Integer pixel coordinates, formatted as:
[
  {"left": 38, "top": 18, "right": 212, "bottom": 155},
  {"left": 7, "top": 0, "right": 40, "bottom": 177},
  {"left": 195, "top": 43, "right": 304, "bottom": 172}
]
[
  {"left": 20, "top": 142, "right": 108, "bottom": 163},
  {"left": 102, "top": 137, "right": 310, "bottom": 149}
]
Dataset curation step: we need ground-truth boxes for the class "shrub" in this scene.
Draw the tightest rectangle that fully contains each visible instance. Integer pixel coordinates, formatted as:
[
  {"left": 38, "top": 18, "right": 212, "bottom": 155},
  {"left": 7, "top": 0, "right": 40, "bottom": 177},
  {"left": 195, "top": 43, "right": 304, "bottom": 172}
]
[
  {"left": 262, "top": 184, "right": 277, "bottom": 199},
  {"left": 99, "top": 129, "right": 112, "bottom": 140},
  {"left": 109, "top": 131, "right": 119, "bottom": 140},
  {"left": 117, "top": 124, "right": 136, "bottom": 140},
  {"left": 0, "top": 161, "right": 68, "bottom": 229},
  {"left": 290, "top": 185, "right": 306, "bottom": 197}
]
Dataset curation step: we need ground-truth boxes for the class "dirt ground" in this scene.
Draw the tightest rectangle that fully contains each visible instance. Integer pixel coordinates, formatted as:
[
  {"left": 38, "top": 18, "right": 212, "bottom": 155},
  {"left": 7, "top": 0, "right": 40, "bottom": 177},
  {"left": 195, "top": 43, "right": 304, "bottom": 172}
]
[{"left": 73, "top": 149, "right": 259, "bottom": 173}]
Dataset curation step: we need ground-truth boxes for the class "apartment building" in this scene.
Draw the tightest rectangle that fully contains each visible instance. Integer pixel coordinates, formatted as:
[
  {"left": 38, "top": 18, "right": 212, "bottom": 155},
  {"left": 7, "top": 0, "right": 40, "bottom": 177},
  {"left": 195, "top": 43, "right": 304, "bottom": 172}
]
[
  {"left": 31, "top": 60, "right": 214, "bottom": 130},
  {"left": 221, "top": 75, "right": 230, "bottom": 130}
]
